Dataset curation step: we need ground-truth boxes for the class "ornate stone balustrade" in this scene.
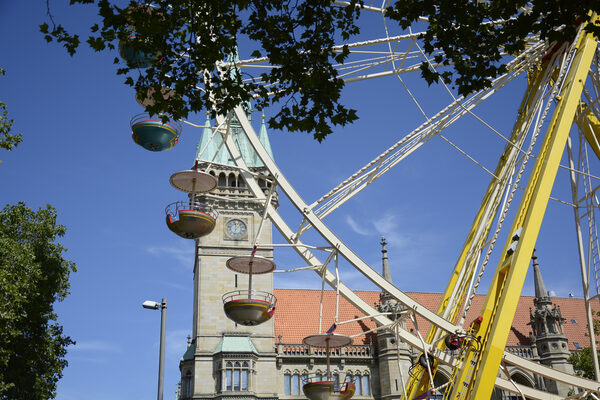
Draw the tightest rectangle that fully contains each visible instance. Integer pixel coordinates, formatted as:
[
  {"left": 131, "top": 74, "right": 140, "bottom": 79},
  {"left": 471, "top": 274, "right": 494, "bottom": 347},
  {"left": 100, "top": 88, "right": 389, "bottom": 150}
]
[{"left": 277, "top": 343, "right": 372, "bottom": 358}]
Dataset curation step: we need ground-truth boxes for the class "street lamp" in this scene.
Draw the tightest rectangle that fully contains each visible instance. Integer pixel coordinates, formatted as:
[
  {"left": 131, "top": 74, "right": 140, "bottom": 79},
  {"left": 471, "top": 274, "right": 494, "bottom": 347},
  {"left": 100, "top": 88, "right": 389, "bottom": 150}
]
[{"left": 143, "top": 298, "right": 167, "bottom": 400}]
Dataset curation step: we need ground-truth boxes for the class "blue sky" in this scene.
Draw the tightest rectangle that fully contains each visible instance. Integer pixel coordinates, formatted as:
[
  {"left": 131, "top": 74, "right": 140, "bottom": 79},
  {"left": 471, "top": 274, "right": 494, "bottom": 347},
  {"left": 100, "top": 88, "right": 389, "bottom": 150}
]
[{"left": 0, "top": 2, "right": 593, "bottom": 399}]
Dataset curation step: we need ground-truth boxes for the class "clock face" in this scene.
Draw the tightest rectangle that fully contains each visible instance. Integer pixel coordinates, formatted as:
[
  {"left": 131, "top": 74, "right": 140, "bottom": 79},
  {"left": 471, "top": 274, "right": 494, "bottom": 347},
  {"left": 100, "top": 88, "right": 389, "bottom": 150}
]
[{"left": 226, "top": 219, "right": 247, "bottom": 240}]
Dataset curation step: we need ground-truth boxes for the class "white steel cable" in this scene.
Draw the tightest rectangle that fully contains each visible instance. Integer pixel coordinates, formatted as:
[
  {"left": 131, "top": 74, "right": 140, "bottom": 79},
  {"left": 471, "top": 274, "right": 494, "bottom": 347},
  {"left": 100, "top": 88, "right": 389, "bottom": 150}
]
[
  {"left": 460, "top": 43, "right": 575, "bottom": 323},
  {"left": 272, "top": 265, "right": 323, "bottom": 273},
  {"left": 317, "top": 251, "right": 337, "bottom": 334},
  {"left": 410, "top": 313, "right": 436, "bottom": 391},
  {"left": 381, "top": 11, "right": 429, "bottom": 120},
  {"left": 308, "top": 42, "right": 545, "bottom": 222}
]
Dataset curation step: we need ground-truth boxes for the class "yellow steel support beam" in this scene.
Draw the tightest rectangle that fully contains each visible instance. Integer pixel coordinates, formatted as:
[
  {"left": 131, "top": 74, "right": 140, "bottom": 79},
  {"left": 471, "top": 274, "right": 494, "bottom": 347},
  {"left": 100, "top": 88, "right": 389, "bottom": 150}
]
[
  {"left": 450, "top": 20, "right": 598, "bottom": 400},
  {"left": 576, "top": 104, "right": 600, "bottom": 160},
  {"left": 403, "top": 66, "right": 549, "bottom": 400}
]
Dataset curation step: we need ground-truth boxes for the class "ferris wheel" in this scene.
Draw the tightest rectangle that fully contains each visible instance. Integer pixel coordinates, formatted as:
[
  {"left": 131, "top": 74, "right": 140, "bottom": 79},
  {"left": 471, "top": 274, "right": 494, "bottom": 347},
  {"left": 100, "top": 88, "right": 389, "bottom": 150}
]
[{"left": 121, "top": 4, "right": 600, "bottom": 400}]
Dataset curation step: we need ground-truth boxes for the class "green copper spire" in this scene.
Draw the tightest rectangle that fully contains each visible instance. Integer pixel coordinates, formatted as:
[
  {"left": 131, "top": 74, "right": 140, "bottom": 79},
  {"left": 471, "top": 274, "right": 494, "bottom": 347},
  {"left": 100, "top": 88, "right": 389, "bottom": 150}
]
[
  {"left": 195, "top": 50, "right": 274, "bottom": 167},
  {"left": 196, "top": 113, "right": 233, "bottom": 165},
  {"left": 255, "top": 114, "right": 274, "bottom": 167}
]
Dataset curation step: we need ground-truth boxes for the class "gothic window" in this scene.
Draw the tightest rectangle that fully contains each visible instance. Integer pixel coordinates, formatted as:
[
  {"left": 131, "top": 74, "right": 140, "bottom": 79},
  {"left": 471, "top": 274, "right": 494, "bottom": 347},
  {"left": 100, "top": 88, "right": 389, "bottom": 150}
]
[
  {"left": 316, "top": 370, "right": 323, "bottom": 382},
  {"left": 361, "top": 374, "right": 370, "bottom": 396},
  {"left": 228, "top": 173, "right": 237, "bottom": 187},
  {"left": 223, "top": 360, "right": 251, "bottom": 392},
  {"left": 225, "top": 362, "right": 233, "bottom": 391},
  {"left": 284, "top": 372, "right": 291, "bottom": 395},
  {"left": 218, "top": 173, "right": 226, "bottom": 187},
  {"left": 501, "top": 373, "right": 533, "bottom": 400},
  {"left": 355, "top": 372, "right": 362, "bottom": 395},
  {"left": 431, "top": 372, "right": 450, "bottom": 400},
  {"left": 292, "top": 371, "right": 301, "bottom": 395},
  {"left": 182, "top": 370, "right": 192, "bottom": 399},
  {"left": 234, "top": 362, "right": 241, "bottom": 390},
  {"left": 241, "top": 362, "right": 249, "bottom": 390}
]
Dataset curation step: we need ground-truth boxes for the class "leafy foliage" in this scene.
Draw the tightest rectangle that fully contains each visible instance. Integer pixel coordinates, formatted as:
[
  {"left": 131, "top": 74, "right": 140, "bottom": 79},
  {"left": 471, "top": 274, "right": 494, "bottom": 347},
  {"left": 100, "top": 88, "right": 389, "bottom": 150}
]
[
  {"left": 0, "top": 203, "right": 76, "bottom": 400},
  {"left": 567, "top": 310, "right": 600, "bottom": 379},
  {"left": 0, "top": 69, "right": 22, "bottom": 154},
  {"left": 41, "top": 0, "right": 361, "bottom": 141},
  {"left": 386, "top": 0, "right": 600, "bottom": 95},
  {"left": 568, "top": 347, "right": 599, "bottom": 380},
  {"left": 41, "top": 1, "right": 600, "bottom": 140}
]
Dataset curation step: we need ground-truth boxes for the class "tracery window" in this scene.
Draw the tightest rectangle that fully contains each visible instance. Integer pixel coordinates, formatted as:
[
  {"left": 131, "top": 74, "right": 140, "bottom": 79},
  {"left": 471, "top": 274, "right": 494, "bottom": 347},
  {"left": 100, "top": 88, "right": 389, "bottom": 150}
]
[{"left": 223, "top": 360, "right": 251, "bottom": 392}]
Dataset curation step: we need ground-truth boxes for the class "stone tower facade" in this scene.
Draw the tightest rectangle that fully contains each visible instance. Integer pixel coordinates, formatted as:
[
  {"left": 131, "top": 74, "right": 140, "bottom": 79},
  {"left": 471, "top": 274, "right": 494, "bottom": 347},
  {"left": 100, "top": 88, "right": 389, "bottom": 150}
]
[
  {"left": 528, "top": 251, "right": 574, "bottom": 396},
  {"left": 179, "top": 113, "right": 279, "bottom": 400},
  {"left": 375, "top": 238, "right": 412, "bottom": 400}
]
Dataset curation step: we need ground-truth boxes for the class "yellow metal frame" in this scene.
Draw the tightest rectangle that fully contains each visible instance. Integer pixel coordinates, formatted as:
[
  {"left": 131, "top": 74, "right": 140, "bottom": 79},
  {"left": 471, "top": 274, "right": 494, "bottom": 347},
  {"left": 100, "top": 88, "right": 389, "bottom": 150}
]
[
  {"left": 405, "top": 17, "right": 598, "bottom": 400},
  {"left": 451, "top": 20, "right": 598, "bottom": 400},
  {"left": 404, "top": 60, "right": 550, "bottom": 400}
]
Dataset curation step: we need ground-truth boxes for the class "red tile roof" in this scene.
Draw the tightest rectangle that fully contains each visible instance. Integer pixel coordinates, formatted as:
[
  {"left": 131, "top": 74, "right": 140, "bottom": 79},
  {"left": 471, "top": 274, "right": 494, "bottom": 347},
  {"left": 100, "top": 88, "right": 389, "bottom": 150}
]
[{"left": 273, "top": 289, "right": 599, "bottom": 351}]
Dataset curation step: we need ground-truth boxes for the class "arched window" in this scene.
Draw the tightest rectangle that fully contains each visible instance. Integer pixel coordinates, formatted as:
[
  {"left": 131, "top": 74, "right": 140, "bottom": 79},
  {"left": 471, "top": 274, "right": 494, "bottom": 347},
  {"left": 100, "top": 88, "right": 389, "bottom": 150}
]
[
  {"left": 292, "top": 372, "right": 300, "bottom": 395},
  {"left": 228, "top": 173, "right": 237, "bottom": 187},
  {"left": 218, "top": 173, "right": 226, "bottom": 187},
  {"left": 234, "top": 362, "right": 241, "bottom": 390},
  {"left": 284, "top": 372, "right": 291, "bottom": 395},
  {"left": 225, "top": 362, "right": 233, "bottom": 391},
  {"left": 183, "top": 370, "right": 192, "bottom": 398},
  {"left": 355, "top": 372, "right": 362, "bottom": 395},
  {"left": 223, "top": 361, "right": 251, "bottom": 392},
  {"left": 241, "top": 362, "right": 248, "bottom": 391},
  {"left": 432, "top": 371, "right": 451, "bottom": 400},
  {"left": 361, "top": 375, "right": 370, "bottom": 396},
  {"left": 238, "top": 176, "right": 246, "bottom": 188},
  {"left": 504, "top": 373, "right": 534, "bottom": 400}
]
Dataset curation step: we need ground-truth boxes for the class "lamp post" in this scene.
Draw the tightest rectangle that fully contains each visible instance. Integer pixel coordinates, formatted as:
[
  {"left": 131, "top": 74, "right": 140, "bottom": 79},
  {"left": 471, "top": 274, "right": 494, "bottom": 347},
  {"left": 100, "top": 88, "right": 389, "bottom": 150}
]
[{"left": 143, "top": 298, "right": 167, "bottom": 400}]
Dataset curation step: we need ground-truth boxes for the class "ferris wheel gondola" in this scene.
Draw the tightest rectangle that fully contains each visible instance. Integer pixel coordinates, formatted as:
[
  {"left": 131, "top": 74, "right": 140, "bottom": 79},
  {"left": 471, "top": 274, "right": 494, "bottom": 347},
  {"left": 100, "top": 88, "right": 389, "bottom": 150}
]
[
  {"left": 222, "top": 254, "right": 277, "bottom": 326},
  {"left": 130, "top": 113, "right": 181, "bottom": 152},
  {"left": 165, "top": 164, "right": 219, "bottom": 239},
  {"left": 301, "top": 334, "right": 356, "bottom": 400}
]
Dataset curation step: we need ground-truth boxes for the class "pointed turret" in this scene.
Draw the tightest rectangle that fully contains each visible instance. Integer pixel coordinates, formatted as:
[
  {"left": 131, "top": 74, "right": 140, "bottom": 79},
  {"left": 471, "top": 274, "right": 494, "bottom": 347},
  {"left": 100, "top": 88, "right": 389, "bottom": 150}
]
[
  {"left": 196, "top": 112, "right": 232, "bottom": 165},
  {"left": 528, "top": 251, "right": 573, "bottom": 396},
  {"left": 373, "top": 238, "right": 411, "bottom": 400},
  {"left": 381, "top": 237, "right": 392, "bottom": 283},
  {"left": 376, "top": 237, "right": 400, "bottom": 316},
  {"left": 532, "top": 250, "right": 552, "bottom": 308},
  {"left": 254, "top": 114, "right": 274, "bottom": 167}
]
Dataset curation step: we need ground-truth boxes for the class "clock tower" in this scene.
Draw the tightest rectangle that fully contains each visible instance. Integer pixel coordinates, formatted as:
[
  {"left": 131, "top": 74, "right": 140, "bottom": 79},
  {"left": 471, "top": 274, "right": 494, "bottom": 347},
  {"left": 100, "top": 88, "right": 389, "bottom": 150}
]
[{"left": 179, "top": 112, "right": 279, "bottom": 400}]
